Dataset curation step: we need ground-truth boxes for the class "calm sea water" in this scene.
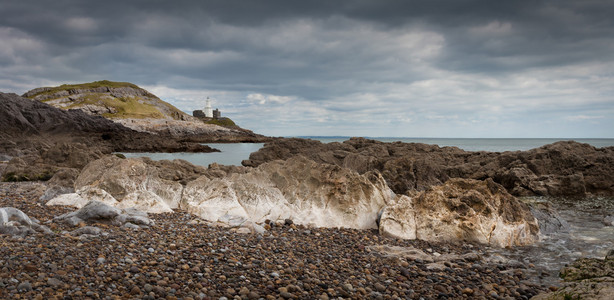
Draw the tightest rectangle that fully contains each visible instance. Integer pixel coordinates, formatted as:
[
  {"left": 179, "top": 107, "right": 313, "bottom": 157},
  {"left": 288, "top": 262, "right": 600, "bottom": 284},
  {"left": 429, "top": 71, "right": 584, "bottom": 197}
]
[
  {"left": 120, "top": 143, "right": 264, "bottom": 167},
  {"left": 301, "top": 137, "right": 614, "bottom": 152},
  {"left": 119, "top": 138, "right": 614, "bottom": 167}
]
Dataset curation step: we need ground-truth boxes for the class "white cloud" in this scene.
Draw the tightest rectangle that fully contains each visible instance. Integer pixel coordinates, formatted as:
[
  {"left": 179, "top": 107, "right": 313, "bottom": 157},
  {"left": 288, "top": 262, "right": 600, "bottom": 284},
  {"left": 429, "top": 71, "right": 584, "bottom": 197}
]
[
  {"left": 246, "top": 93, "right": 295, "bottom": 105},
  {"left": 566, "top": 115, "right": 605, "bottom": 121}
]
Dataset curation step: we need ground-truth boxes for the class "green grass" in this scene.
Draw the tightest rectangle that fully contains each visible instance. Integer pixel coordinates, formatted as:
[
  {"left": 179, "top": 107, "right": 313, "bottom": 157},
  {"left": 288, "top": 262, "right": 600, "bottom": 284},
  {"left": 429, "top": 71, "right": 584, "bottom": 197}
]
[
  {"left": 206, "top": 118, "right": 237, "bottom": 127},
  {"left": 2, "top": 171, "right": 53, "bottom": 182},
  {"left": 28, "top": 80, "right": 189, "bottom": 120},
  {"left": 28, "top": 80, "right": 141, "bottom": 97}
]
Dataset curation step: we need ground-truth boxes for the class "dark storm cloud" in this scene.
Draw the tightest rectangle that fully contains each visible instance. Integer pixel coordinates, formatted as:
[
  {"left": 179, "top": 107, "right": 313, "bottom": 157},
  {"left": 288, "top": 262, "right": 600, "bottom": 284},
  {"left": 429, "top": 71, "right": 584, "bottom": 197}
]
[{"left": 1, "top": 0, "right": 613, "bottom": 137}]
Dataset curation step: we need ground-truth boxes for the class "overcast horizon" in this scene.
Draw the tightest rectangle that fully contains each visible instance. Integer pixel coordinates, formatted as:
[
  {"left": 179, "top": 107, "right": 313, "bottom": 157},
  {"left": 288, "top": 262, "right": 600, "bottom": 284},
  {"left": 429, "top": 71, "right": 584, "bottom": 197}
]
[{"left": 2, "top": 0, "right": 613, "bottom": 138}]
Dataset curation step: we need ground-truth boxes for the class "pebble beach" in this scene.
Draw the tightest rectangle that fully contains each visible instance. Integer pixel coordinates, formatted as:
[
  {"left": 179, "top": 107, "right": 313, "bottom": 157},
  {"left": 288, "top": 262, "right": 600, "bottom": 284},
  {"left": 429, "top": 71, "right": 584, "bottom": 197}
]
[{"left": 0, "top": 182, "right": 547, "bottom": 300}]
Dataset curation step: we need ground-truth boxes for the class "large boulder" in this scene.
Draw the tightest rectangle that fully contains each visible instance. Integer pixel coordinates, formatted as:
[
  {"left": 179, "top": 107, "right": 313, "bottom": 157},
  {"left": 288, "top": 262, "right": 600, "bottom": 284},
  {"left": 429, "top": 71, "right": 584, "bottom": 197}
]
[
  {"left": 0, "top": 207, "right": 53, "bottom": 236},
  {"left": 72, "top": 155, "right": 183, "bottom": 212},
  {"left": 182, "top": 155, "right": 395, "bottom": 228},
  {"left": 379, "top": 178, "right": 540, "bottom": 247},
  {"left": 55, "top": 200, "right": 154, "bottom": 227}
]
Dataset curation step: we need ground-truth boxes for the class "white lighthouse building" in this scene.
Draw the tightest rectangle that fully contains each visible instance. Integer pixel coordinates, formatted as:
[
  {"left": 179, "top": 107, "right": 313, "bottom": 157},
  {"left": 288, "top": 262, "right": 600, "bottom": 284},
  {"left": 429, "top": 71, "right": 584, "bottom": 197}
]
[{"left": 204, "top": 97, "right": 213, "bottom": 118}]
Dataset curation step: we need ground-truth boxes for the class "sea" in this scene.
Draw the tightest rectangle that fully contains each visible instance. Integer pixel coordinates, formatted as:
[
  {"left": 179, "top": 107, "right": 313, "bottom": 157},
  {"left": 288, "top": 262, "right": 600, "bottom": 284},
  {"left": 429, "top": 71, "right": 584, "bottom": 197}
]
[{"left": 119, "top": 137, "right": 614, "bottom": 167}]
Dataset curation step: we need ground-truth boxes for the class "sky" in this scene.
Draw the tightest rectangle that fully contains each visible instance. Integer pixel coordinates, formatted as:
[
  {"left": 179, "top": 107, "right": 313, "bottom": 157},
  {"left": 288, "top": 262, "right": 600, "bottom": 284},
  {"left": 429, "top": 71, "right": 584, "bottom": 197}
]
[{"left": 1, "top": 0, "right": 613, "bottom": 138}]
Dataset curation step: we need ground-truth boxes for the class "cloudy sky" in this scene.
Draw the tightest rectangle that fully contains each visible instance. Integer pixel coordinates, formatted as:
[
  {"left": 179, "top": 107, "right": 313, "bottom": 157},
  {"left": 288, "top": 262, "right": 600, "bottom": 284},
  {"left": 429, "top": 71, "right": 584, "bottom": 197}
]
[{"left": 1, "top": 0, "right": 613, "bottom": 137}]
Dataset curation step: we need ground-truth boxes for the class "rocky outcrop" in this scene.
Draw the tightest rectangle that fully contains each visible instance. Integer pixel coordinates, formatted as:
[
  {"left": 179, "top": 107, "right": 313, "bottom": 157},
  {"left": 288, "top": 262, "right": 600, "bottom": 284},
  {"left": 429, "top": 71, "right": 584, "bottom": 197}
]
[
  {"left": 52, "top": 156, "right": 188, "bottom": 213},
  {"left": 20, "top": 81, "right": 270, "bottom": 142},
  {"left": 182, "top": 155, "right": 394, "bottom": 228},
  {"left": 532, "top": 255, "right": 614, "bottom": 300},
  {"left": 0, "top": 92, "right": 130, "bottom": 137},
  {"left": 243, "top": 138, "right": 614, "bottom": 197},
  {"left": 0, "top": 207, "right": 53, "bottom": 236},
  {"left": 115, "top": 118, "right": 269, "bottom": 142},
  {"left": 55, "top": 200, "right": 154, "bottom": 228},
  {"left": 379, "top": 178, "right": 540, "bottom": 247},
  {"left": 23, "top": 81, "right": 191, "bottom": 121},
  {"left": 0, "top": 92, "right": 221, "bottom": 182}
]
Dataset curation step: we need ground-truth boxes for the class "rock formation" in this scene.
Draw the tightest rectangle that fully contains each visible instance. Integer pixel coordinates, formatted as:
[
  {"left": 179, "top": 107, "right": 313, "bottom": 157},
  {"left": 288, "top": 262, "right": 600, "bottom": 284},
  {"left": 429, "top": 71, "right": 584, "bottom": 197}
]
[
  {"left": 0, "top": 92, "right": 218, "bottom": 182},
  {"left": 21, "top": 80, "right": 270, "bottom": 142},
  {"left": 244, "top": 137, "right": 614, "bottom": 197},
  {"left": 22, "top": 80, "right": 189, "bottom": 121},
  {"left": 379, "top": 178, "right": 540, "bottom": 247},
  {"left": 45, "top": 154, "right": 544, "bottom": 248},
  {"left": 532, "top": 255, "right": 614, "bottom": 300},
  {"left": 0, "top": 207, "right": 53, "bottom": 236},
  {"left": 182, "top": 155, "right": 394, "bottom": 228},
  {"left": 47, "top": 156, "right": 189, "bottom": 213},
  {"left": 55, "top": 200, "right": 154, "bottom": 228}
]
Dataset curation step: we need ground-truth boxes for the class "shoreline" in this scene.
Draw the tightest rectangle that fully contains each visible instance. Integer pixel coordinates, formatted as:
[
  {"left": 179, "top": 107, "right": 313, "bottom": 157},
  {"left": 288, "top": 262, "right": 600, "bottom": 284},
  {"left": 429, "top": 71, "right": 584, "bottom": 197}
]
[{"left": 1, "top": 181, "right": 547, "bottom": 299}]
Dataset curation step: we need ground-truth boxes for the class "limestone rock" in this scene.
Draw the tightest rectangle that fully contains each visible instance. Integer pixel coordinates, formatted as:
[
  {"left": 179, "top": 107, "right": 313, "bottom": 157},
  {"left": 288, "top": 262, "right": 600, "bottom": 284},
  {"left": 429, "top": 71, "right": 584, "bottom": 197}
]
[
  {"left": 182, "top": 155, "right": 394, "bottom": 229},
  {"left": 55, "top": 200, "right": 154, "bottom": 227},
  {"left": 39, "top": 168, "right": 80, "bottom": 201},
  {"left": 74, "top": 155, "right": 183, "bottom": 211},
  {"left": 0, "top": 207, "right": 53, "bottom": 236},
  {"left": 379, "top": 178, "right": 539, "bottom": 247}
]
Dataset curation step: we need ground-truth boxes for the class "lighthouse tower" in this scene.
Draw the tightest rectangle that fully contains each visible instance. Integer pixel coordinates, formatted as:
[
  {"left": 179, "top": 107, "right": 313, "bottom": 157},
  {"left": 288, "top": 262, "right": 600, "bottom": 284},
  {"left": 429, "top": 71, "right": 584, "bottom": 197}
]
[{"left": 204, "top": 97, "right": 213, "bottom": 118}]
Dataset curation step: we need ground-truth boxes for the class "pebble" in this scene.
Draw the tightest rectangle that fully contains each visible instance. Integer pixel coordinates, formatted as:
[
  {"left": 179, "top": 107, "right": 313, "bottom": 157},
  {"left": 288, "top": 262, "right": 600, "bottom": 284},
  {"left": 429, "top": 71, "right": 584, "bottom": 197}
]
[{"left": 0, "top": 182, "right": 549, "bottom": 300}]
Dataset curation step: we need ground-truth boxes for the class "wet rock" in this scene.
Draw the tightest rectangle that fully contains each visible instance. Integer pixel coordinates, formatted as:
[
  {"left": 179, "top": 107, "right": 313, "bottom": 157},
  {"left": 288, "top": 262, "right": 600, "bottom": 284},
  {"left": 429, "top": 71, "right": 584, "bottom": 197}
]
[
  {"left": 529, "top": 201, "right": 570, "bottom": 234},
  {"left": 533, "top": 256, "right": 614, "bottom": 300}
]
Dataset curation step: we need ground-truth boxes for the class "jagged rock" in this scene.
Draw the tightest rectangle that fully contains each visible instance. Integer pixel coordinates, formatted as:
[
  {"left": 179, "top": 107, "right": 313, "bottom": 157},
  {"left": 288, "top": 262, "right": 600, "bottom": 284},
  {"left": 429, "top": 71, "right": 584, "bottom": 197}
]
[
  {"left": 74, "top": 155, "right": 183, "bottom": 211},
  {"left": 39, "top": 168, "right": 80, "bottom": 201},
  {"left": 529, "top": 201, "right": 570, "bottom": 234},
  {"left": 55, "top": 200, "right": 154, "bottom": 228},
  {"left": 604, "top": 215, "right": 614, "bottom": 226},
  {"left": 0, "top": 207, "right": 53, "bottom": 236},
  {"left": 182, "top": 155, "right": 395, "bottom": 228},
  {"left": 379, "top": 178, "right": 540, "bottom": 247},
  {"left": 244, "top": 137, "right": 614, "bottom": 197},
  {"left": 533, "top": 256, "right": 614, "bottom": 300}
]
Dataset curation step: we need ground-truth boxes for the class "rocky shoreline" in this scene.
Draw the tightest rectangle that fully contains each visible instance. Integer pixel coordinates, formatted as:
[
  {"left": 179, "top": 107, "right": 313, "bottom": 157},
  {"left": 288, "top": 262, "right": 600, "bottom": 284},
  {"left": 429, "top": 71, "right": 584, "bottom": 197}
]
[
  {"left": 1, "top": 182, "right": 548, "bottom": 300},
  {"left": 2, "top": 89, "right": 614, "bottom": 299}
]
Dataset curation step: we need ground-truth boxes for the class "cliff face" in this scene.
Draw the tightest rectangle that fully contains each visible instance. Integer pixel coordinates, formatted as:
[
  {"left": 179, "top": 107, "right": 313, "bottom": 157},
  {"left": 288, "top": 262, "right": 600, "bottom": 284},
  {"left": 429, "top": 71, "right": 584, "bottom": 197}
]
[
  {"left": 0, "top": 92, "right": 130, "bottom": 138},
  {"left": 22, "top": 80, "right": 192, "bottom": 121}
]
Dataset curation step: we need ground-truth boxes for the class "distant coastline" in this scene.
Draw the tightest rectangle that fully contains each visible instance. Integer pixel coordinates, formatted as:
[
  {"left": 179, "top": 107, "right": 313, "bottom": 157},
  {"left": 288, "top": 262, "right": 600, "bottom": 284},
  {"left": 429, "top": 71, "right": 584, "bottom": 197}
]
[{"left": 292, "top": 136, "right": 614, "bottom": 152}]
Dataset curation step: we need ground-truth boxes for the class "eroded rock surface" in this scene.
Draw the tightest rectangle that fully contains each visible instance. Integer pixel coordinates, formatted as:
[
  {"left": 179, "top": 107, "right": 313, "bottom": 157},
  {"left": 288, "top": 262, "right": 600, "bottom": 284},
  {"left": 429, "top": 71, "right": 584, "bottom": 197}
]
[
  {"left": 379, "top": 178, "right": 540, "bottom": 247},
  {"left": 244, "top": 137, "right": 614, "bottom": 197},
  {"left": 182, "top": 155, "right": 395, "bottom": 228},
  {"left": 532, "top": 255, "right": 614, "bottom": 300},
  {"left": 0, "top": 207, "right": 52, "bottom": 236},
  {"left": 55, "top": 200, "right": 154, "bottom": 228}
]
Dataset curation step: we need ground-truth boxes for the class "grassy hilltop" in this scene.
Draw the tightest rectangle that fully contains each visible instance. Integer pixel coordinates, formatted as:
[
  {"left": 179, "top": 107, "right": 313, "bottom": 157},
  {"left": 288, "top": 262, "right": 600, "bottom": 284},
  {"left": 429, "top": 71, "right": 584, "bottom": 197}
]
[{"left": 23, "top": 80, "right": 189, "bottom": 120}]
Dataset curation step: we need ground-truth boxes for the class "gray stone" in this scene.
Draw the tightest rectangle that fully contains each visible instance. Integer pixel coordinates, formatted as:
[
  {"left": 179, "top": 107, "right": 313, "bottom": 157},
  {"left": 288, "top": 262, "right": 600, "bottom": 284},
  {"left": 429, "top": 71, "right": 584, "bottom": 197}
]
[
  {"left": 603, "top": 215, "right": 614, "bottom": 226},
  {"left": 47, "top": 278, "right": 62, "bottom": 287},
  {"left": 17, "top": 281, "right": 32, "bottom": 291},
  {"left": 70, "top": 226, "right": 102, "bottom": 236}
]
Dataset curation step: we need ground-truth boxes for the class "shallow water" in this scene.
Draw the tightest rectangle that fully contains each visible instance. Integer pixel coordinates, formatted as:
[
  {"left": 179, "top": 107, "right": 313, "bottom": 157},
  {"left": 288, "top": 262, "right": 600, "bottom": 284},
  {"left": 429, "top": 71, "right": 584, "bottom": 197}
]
[
  {"left": 492, "top": 196, "right": 614, "bottom": 286},
  {"left": 119, "top": 143, "right": 264, "bottom": 166}
]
